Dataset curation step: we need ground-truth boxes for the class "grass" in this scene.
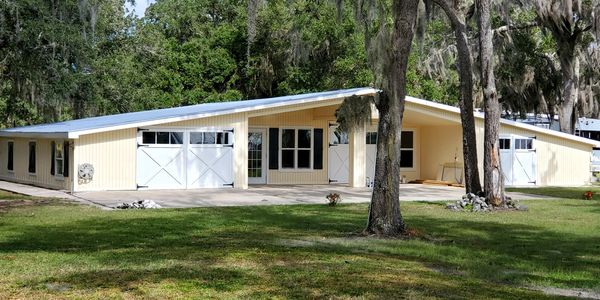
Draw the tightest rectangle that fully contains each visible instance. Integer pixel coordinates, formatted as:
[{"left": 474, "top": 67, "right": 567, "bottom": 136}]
[
  {"left": 0, "top": 191, "right": 599, "bottom": 299},
  {"left": 507, "top": 186, "right": 600, "bottom": 200}
]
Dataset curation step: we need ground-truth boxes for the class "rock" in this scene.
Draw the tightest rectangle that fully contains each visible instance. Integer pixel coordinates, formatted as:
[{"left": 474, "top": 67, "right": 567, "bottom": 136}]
[
  {"left": 467, "top": 193, "right": 477, "bottom": 200},
  {"left": 462, "top": 195, "right": 469, "bottom": 201},
  {"left": 446, "top": 204, "right": 459, "bottom": 211},
  {"left": 517, "top": 205, "right": 529, "bottom": 211},
  {"left": 116, "top": 199, "right": 161, "bottom": 209},
  {"left": 473, "top": 203, "right": 481, "bottom": 212}
]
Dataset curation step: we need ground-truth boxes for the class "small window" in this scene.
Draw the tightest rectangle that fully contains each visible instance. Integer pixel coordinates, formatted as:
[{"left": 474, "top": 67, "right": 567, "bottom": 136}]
[
  {"left": 499, "top": 138, "right": 511, "bottom": 150},
  {"left": 7, "top": 141, "right": 14, "bottom": 171},
  {"left": 28, "top": 142, "right": 36, "bottom": 174},
  {"left": 170, "top": 132, "right": 184, "bottom": 144},
  {"left": 515, "top": 138, "right": 533, "bottom": 150},
  {"left": 331, "top": 128, "right": 349, "bottom": 145},
  {"left": 142, "top": 132, "right": 156, "bottom": 144},
  {"left": 55, "top": 142, "right": 64, "bottom": 176},
  {"left": 400, "top": 131, "right": 414, "bottom": 168},
  {"left": 366, "top": 132, "right": 378, "bottom": 144},
  {"left": 156, "top": 132, "right": 170, "bottom": 144},
  {"left": 281, "top": 129, "right": 295, "bottom": 148}
]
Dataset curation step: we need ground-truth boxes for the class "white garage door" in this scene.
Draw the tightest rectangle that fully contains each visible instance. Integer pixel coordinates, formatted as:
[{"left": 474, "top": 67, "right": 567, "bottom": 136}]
[
  {"left": 328, "top": 126, "right": 349, "bottom": 184},
  {"left": 136, "top": 129, "right": 234, "bottom": 189},
  {"left": 187, "top": 131, "right": 234, "bottom": 188},
  {"left": 500, "top": 135, "right": 536, "bottom": 186}
]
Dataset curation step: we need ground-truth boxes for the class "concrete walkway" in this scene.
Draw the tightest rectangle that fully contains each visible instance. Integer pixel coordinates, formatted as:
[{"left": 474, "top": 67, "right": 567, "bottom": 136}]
[
  {"left": 74, "top": 184, "right": 553, "bottom": 209},
  {"left": 0, "top": 180, "right": 110, "bottom": 210},
  {"left": 0, "top": 180, "right": 555, "bottom": 209}
]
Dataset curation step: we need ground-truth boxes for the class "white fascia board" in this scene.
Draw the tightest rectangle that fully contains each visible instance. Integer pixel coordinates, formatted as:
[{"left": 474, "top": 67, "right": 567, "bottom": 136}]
[
  {"left": 0, "top": 131, "right": 70, "bottom": 139},
  {"left": 69, "top": 88, "right": 379, "bottom": 138},
  {"left": 405, "top": 96, "right": 600, "bottom": 147}
]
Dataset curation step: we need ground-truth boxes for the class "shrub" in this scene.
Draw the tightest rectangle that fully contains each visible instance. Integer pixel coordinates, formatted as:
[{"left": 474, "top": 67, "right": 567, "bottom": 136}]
[
  {"left": 583, "top": 191, "right": 593, "bottom": 200},
  {"left": 326, "top": 193, "right": 342, "bottom": 206}
]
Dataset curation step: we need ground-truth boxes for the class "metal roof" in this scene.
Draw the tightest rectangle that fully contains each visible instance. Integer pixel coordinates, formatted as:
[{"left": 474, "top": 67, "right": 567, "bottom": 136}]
[
  {"left": 0, "top": 87, "right": 377, "bottom": 139},
  {"left": 1, "top": 86, "right": 598, "bottom": 147},
  {"left": 577, "top": 117, "right": 600, "bottom": 132}
]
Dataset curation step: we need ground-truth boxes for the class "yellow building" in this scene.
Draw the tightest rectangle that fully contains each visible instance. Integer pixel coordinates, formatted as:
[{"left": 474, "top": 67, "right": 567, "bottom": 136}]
[{"left": 0, "top": 87, "right": 597, "bottom": 192}]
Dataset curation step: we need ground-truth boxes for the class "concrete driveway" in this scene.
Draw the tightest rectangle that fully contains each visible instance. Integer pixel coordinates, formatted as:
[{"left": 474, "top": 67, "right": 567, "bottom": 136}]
[{"left": 73, "top": 184, "right": 549, "bottom": 209}]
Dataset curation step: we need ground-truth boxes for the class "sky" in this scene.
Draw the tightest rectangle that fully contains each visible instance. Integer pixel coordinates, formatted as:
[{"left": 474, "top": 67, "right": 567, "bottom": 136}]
[{"left": 124, "top": 0, "right": 156, "bottom": 18}]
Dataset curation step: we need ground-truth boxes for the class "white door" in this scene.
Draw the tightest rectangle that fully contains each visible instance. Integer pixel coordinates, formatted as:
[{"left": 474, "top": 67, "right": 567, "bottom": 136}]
[
  {"left": 328, "top": 126, "right": 349, "bottom": 184},
  {"left": 248, "top": 129, "right": 267, "bottom": 184},
  {"left": 500, "top": 135, "right": 536, "bottom": 186},
  {"left": 366, "top": 131, "right": 378, "bottom": 187},
  {"left": 136, "top": 131, "right": 186, "bottom": 189},
  {"left": 187, "top": 131, "right": 234, "bottom": 188}
]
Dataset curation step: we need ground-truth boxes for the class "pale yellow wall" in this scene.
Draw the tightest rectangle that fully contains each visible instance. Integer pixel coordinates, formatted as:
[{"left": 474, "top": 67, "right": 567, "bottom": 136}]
[
  {"left": 0, "top": 137, "right": 71, "bottom": 190},
  {"left": 158, "top": 113, "right": 249, "bottom": 189},
  {"left": 420, "top": 125, "right": 463, "bottom": 182},
  {"left": 249, "top": 107, "right": 333, "bottom": 185},
  {"left": 74, "top": 128, "right": 137, "bottom": 191}
]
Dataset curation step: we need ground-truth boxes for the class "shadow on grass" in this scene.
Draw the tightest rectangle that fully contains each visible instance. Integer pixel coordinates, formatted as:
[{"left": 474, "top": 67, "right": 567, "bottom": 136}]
[{"left": 1, "top": 203, "right": 598, "bottom": 298}]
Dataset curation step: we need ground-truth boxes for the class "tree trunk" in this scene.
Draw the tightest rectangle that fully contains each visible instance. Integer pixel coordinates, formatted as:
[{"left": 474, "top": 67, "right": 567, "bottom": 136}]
[
  {"left": 477, "top": 0, "right": 504, "bottom": 206},
  {"left": 432, "top": 0, "right": 482, "bottom": 194},
  {"left": 365, "top": 0, "right": 420, "bottom": 236},
  {"left": 558, "top": 46, "right": 580, "bottom": 134}
]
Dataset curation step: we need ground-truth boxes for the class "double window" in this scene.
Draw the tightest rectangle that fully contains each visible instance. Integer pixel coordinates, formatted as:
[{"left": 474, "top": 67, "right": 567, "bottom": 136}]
[
  {"left": 281, "top": 128, "right": 312, "bottom": 169},
  {"left": 365, "top": 131, "right": 414, "bottom": 168}
]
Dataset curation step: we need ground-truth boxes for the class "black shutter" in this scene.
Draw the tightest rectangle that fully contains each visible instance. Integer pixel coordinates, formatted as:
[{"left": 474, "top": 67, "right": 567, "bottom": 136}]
[
  {"left": 268, "top": 128, "right": 279, "bottom": 170},
  {"left": 313, "top": 128, "right": 323, "bottom": 169},
  {"left": 63, "top": 141, "right": 69, "bottom": 177},
  {"left": 50, "top": 141, "right": 55, "bottom": 175}
]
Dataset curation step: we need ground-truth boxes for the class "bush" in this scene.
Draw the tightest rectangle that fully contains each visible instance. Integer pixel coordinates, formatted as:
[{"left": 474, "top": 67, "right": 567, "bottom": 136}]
[{"left": 326, "top": 193, "right": 342, "bottom": 206}]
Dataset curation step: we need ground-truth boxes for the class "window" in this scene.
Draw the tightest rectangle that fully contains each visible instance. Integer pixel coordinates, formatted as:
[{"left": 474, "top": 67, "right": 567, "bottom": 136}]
[
  {"left": 499, "top": 138, "right": 511, "bottom": 150},
  {"left": 330, "top": 128, "right": 349, "bottom": 145},
  {"left": 366, "top": 132, "right": 378, "bottom": 144},
  {"left": 515, "top": 138, "right": 533, "bottom": 150},
  {"left": 142, "top": 131, "right": 184, "bottom": 145},
  {"left": 400, "top": 131, "right": 414, "bottom": 168},
  {"left": 190, "top": 132, "right": 231, "bottom": 145},
  {"left": 28, "top": 141, "right": 36, "bottom": 174},
  {"left": 55, "top": 142, "right": 64, "bottom": 176},
  {"left": 281, "top": 128, "right": 312, "bottom": 169},
  {"left": 7, "top": 141, "right": 14, "bottom": 172}
]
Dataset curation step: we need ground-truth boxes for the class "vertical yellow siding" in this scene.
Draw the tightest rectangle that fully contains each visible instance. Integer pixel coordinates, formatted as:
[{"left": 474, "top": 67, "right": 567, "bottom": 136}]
[
  {"left": 74, "top": 128, "right": 137, "bottom": 191},
  {"left": 420, "top": 125, "right": 463, "bottom": 181},
  {"left": 0, "top": 137, "right": 70, "bottom": 190},
  {"left": 249, "top": 107, "right": 332, "bottom": 185}
]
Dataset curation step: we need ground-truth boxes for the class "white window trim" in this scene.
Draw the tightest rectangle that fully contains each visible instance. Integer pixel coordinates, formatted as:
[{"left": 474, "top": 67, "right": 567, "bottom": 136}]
[
  {"left": 54, "top": 140, "right": 65, "bottom": 179},
  {"left": 7, "top": 140, "right": 14, "bottom": 173},
  {"left": 28, "top": 140, "right": 37, "bottom": 176},
  {"left": 279, "top": 127, "right": 314, "bottom": 171}
]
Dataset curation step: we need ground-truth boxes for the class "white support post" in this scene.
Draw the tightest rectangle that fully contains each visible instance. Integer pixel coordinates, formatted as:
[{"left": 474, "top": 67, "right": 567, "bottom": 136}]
[{"left": 349, "top": 124, "right": 366, "bottom": 187}]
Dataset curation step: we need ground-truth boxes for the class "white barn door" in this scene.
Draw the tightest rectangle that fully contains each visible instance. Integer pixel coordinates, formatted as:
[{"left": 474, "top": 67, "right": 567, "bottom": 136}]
[
  {"left": 328, "top": 126, "right": 349, "bottom": 184},
  {"left": 500, "top": 135, "right": 536, "bottom": 186},
  {"left": 137, "top": 129, "right": 234, "bottom": 189},
  {"left": 137, "top": 131, "right": 186, "bottom": 189},
  {"left": 187, "top": 131, "right": 234, "bottom": 188}
]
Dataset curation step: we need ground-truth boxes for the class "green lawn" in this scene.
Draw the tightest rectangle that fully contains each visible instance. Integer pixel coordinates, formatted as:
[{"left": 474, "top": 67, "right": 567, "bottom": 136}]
[
  {"left": 0, "top": 191, "right": 599, "bottom": 299},
  {"left": 507, "top": 186, "right": 600, "bottom": 200}
]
